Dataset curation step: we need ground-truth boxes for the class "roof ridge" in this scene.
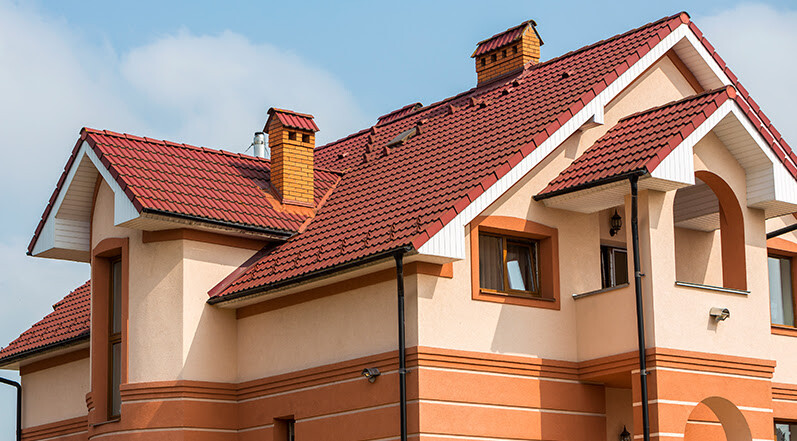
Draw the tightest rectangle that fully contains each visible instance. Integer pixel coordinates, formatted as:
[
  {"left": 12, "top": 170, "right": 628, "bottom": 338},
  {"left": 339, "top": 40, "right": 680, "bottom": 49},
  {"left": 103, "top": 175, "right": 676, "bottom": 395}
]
[
  {"left": 618, "top": 85, "right": 733, "bottom": 122},
  {"left": 317, "top": 13, "right": 688, "bottom": 156},
  {"left": 529, "top": 12, "right": 687, "bottom": 72},
  {"left": 82, "top": 127, "right": 270, "bottom": 163}
]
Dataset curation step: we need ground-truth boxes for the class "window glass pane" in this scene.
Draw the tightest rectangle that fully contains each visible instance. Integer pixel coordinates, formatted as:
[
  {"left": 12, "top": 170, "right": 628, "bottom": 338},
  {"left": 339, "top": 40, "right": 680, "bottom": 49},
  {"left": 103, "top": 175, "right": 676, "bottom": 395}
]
[
  {"left": 479, "top": 235, "right": 503, "bottom": 291},
  {"left": 613, "top": 249, "right": 629, "bottom": 285},
  {"left": 112, "top": 260, "right": 122, "bottom": 334},
  {"left": 770, "top": 257, "right": 794, "bottom": 326},
  {"left": 111, "top": 342, "right": 121, "bottom": 416},
  {"left": 776, "top": 422, "right": 797, "bottom": 441},
  {"left": 506, "top": 242, "right": 534, "bottom": 292}
]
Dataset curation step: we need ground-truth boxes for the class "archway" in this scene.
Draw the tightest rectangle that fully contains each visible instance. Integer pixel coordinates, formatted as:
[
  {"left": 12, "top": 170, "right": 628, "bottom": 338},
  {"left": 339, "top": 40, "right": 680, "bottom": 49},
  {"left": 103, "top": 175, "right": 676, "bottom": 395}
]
[
  {"left": 673, "top": 171, "right": 746, "bottom": 290},
  {"left": 684, "top": 397, "right": 752, "bottom": 441}
]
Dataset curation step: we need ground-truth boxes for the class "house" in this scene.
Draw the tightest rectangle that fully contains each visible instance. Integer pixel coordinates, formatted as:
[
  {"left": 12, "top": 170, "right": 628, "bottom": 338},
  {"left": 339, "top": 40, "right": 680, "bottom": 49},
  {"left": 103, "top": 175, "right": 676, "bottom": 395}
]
[{"left": 3, "top": 10, "right": 797, "bottom": 440}]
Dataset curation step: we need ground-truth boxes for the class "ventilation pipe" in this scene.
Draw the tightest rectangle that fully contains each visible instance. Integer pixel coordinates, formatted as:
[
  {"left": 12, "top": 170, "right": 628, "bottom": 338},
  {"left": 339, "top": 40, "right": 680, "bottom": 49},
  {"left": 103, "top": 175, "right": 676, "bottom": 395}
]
[{"left": 253, "top": 132, "right": 267, "bottom": 159}]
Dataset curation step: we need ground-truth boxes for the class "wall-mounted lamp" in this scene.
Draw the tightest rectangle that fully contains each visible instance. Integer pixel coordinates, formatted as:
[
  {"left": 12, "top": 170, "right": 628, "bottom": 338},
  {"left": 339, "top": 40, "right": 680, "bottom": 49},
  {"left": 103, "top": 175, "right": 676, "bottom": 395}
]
[
  {"left": 709, "top": 307, "right": 730, "bottom": 322},
  {"left": 619, "top": 425, "right": 631, "bottom": 441},
  {"left": 609, "top": 209, "right": 623, "bottom": 236},
  {"left": 361, "top": 368, "right": 381, "bottom": 383}
]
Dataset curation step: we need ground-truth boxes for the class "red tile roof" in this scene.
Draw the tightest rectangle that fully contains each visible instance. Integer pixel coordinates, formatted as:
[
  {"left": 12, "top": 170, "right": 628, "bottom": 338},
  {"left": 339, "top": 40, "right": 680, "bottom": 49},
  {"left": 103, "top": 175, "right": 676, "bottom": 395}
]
[
  {"left": 0, "top": 282, "right": 90, "bottom": 365},
  {"left": 472, "top": 20, "right": 541, "bottom": 58},
  {"left": 212, "top": 13, "right": 693, "bottom": 300},
  {"left": 28, "top": 130, "right": 343, "bottom": 254},
  {"left": 267, "top": 108, "right": 320, "bottom": 132},
  {"left": 537, "top": 87, "right": 735, "bottom": 197},
  {"left": 376, "top": 103, "right": 423, "bottom": 125}
]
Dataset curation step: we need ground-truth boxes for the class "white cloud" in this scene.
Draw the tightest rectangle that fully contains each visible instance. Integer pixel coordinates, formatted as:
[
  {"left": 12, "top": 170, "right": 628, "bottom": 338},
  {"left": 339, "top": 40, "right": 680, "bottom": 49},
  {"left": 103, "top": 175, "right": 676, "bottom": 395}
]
[{"left": 697, "top": 3, "right": 797, "bottom": 146}]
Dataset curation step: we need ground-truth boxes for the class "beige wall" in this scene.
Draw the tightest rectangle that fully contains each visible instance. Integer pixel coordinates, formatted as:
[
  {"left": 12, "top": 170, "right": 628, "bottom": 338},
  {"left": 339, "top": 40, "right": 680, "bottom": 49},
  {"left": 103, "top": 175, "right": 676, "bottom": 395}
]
[
  {"left": 92, "top": 181, "right": 255, "bottom": 384},
  {"left": 635, "top": 132, "right": 772, "bottom": 359},
  {"left": 415, "top": 55, "right": 696, "bottom": 362},
  {"left": 605, "top": 387, "right": 633, "bottom": 440},
  {"left": 22, "top": 358, "right": 89, "bottom": 428},
  {"left": 236, "top": 277, "right": 416, "bottom": 382},
  {"left": 674, "top": 227, "right": 723, "bottom": 286}
]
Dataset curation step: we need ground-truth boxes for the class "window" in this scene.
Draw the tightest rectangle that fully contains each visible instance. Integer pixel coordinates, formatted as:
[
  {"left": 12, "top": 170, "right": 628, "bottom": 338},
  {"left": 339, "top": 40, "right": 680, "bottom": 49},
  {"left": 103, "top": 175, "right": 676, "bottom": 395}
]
[
  {"left": 601, "top": 245, "right": 628, "bottom": 288},
  {"left": 301, "top": 133, "right": 310, "bottom": 143},
  {"left": 769, "top": 255, "right": 795, "bottom": 327},
  {"left": 776, "top": 422, "right": 797, "bottom": 441},
  {"left": 479, "top": 234, "right": 539, "bottom": 295},
  {"left": 470, "top": 216, "right": 560, "bottom": 309},
  {"left": 275, "top": 418, "right": 296, "bottom": 440},
  {"left": 109, "top": 259, "right": 122, "bottom": 418},
  {"left": 288, "top": 131, "right": 297, "bottom": 141}
]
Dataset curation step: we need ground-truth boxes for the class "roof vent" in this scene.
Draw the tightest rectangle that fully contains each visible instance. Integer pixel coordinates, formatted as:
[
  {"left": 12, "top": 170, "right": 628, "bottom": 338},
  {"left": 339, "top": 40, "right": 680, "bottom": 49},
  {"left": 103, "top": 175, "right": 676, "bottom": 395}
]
[
  {"left": 253, "top": 132, "right": 267, "bottom": 158},
  {"left": 472, "top": 20, "right": 543, "bottom": 85}
]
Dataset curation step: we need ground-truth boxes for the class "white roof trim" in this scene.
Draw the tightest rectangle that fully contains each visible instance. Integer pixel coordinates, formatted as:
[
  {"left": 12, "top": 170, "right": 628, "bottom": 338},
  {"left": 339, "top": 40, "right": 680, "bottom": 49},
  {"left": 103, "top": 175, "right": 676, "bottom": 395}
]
[
  {"left": 418, "top": 23, "right": 700, "bottom": 260},
  {"left": 30, "top": 141, "right": 140, "bottom": 261}
]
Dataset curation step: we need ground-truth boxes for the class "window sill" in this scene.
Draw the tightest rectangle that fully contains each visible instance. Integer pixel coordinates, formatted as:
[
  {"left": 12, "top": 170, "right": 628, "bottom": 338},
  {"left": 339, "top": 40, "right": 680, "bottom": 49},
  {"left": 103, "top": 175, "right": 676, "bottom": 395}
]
[
  {"left": 674, "top": 281, "right": 749, "bottom": 296},
  {"left": 92, "top": 417, "right": 121, "bottom": 428},
  {"left": 474, "top": 289, "right": 559, "bottom": 310},
  {"left": 772, "top": 325, "right": 797, "bottom": 337},
  {"left": 572, "top": 283, "right": 629, "bottom": 300}
]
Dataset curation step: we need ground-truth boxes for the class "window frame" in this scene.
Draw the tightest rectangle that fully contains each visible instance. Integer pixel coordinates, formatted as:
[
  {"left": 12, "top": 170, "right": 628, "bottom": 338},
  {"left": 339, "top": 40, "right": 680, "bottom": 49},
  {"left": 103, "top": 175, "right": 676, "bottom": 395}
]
[
  {"left": 470, "top": 215, "right": 560, "bottom": 310},
  {"left": 108, "top": 258, "right": 122, "bottom": 419},
  {"left": 90, "top": 237, "right": 129, "bottom": 426},
  {"left": 600, "top": 245, "right": 629, "bottom": 289},
  {"left": 478, "top": 232, "right": 541, "bottom": 297},
  {"left": 767, "top": 238, "right": 797, "bottom": 336}
]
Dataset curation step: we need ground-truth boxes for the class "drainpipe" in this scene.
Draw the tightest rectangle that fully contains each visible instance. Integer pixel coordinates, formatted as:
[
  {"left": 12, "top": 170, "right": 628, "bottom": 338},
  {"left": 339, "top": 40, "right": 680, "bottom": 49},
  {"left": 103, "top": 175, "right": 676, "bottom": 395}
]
[
  {"left": 630, "top": 175, "right": 651, "bottom": 441},
  {"left": 394, "top": 252, "right": 408, "bottom": 441},
  {"left": 0, "top": 376, "right": 21, "bottom": 441}
]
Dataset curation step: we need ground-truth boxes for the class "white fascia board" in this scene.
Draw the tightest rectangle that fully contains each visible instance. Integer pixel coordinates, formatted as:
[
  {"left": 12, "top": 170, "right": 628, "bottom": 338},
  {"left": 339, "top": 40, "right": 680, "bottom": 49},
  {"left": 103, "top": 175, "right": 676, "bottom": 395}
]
[
  {"left": 650, "top": 100, "right": 739, "bottom": 185},
  {"left": 30, "top": 141, "right": 140, "bottom": 258},
  {"left": 419, "top": 23, "right": 700, "bottom": 260},
  {"left": 82, "top": 141, "right": 140, "bottom": 225}
]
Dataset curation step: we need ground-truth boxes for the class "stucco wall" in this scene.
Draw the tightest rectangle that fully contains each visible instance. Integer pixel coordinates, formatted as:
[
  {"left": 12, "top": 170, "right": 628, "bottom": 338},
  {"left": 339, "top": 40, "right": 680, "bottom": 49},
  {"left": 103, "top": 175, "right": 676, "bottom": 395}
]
[
  {"left": 415, "top": 55, "right": 696, "bottom": 362},
  {"left": 236, "top": 276, "right": 417, "bottom": 382},
  {"left": 22, "top": 358, "right": 89, "bottom": 428},
  {"left": 637, "top": 132, "right": 772, "bottom": 359},
  {"left": 92, "top": 181, "right": 255, "bottom": 384}
]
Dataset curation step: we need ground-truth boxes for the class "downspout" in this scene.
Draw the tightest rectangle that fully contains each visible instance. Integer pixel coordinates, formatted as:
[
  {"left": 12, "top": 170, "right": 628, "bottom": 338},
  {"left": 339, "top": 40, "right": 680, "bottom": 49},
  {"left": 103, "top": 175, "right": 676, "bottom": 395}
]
[
  {"left": 630, "top": 175, "right": 651, "bottom": 441},
  {"left": 0, "top": 376, "right": 21, "bottom": 441},
  {"left": 394, "top": 252, "right": 408, "bottom": 441}
]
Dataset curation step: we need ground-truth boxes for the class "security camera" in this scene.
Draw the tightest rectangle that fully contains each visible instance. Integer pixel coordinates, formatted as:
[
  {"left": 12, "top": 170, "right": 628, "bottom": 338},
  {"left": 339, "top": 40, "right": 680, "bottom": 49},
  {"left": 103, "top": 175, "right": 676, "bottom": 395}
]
[
  {"left": 709, "top": 307, "right": 730, "bottom": 322},
  {"left": 361, "top": 368, "right": 381, "bottom": 383}
]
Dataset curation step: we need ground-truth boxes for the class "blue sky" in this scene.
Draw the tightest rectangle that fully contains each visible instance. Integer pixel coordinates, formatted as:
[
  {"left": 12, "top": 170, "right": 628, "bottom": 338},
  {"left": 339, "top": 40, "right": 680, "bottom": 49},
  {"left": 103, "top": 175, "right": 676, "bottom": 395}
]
[{"left": 1, "top": 0, "right": 796, "bottom": 438}]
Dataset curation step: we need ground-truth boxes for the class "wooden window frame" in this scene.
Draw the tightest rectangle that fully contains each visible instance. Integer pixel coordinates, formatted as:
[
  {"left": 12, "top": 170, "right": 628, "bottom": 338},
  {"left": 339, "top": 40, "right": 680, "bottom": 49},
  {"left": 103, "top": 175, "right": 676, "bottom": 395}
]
[
  {"left": 90, "top": 237, "right": 129, "bottom": 425},
  {"left": 470, "top": 215, "right": 560, "bottom": 310},
  {"left": 478, "top": 233, "right": 541, "bottom": 296},
  {"left": 767, "top": 238, "right": 797, "bottom": 336}
]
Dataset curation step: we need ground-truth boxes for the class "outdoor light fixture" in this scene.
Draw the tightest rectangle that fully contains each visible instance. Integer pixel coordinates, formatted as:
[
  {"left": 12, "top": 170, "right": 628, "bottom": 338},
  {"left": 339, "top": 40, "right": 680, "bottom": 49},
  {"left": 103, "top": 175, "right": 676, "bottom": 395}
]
[
  {"left": 609, "top": 209, "right": 623, "bottom": 236},
  {"left": 619, "top": 425, "right": 631, "bottom": 441},
  {"left": 709, "top": 307, "right": 730, "bottom": 322},
  {"left": 361, "top": 368, "right": 381, "bottom": 383}
]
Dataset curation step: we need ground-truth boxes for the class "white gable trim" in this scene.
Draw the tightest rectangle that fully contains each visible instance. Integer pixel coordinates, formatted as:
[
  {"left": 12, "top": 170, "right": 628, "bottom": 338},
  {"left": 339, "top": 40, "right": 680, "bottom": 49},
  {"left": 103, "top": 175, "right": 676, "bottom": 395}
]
[
  {"left": 30, "top": 141, "right": 140, "bottom": 261},
  {"left": 419, "top": 23, "right": 706, "bottom": 260}
]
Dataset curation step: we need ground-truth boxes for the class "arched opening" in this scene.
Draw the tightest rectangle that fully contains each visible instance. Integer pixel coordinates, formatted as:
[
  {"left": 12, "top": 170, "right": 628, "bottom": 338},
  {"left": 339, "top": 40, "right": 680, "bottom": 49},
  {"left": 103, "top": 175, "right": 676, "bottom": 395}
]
[
  {"left": 684, "top": 397, "right": 752, "bottom": 441},
  {"left": 673, "top": 171, "right": 746, "bottom": 290}
]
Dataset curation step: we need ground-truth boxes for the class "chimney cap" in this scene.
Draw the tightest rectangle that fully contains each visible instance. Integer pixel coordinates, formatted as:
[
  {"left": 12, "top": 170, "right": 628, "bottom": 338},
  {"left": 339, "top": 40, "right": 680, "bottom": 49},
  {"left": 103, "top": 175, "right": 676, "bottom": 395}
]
[
  {"left": 471, "top": 19, "right": 543, "bottom": 58},
  {"left": 266, "top": 107, "right": 320, "bottom": 132}
]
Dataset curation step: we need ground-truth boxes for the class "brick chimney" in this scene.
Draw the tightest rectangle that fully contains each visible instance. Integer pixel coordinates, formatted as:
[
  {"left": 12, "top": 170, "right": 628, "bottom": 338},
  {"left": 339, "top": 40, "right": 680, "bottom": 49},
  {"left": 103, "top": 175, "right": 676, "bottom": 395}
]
[
  {"left": 472, "top": 20, "right": 543, "bottom": 85},
  {"left": 265, "top": 108, "right": 319, "bottom": 206}
]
